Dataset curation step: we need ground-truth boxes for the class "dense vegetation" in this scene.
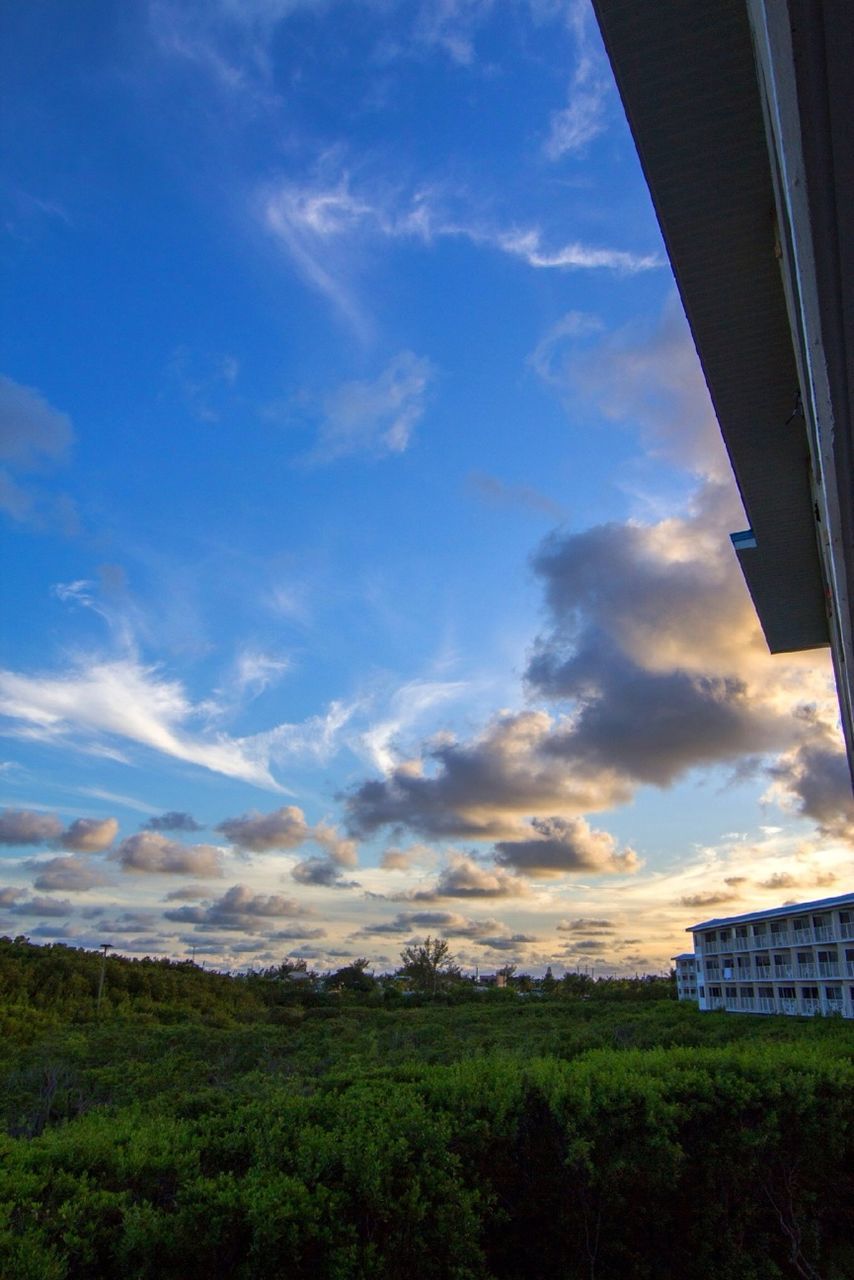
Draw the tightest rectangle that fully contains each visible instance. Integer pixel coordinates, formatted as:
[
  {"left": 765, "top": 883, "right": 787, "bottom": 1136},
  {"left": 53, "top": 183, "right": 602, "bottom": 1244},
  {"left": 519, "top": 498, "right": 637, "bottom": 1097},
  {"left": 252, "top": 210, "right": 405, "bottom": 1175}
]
[{"left": 1, "top": 937, "right": 852, "bottom": 1279}]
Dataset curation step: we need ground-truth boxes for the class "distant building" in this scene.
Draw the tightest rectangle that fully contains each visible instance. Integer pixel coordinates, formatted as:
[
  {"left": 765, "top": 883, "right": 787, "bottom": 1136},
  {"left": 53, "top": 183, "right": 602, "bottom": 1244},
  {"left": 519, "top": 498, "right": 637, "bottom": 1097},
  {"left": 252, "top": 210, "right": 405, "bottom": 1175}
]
[
  {"left": 477, "top": 973, "right": 507, "bottom": 989},
  {"left": 687, "top": 893, "right": 854, "bottom": 1018},
  {"left": 672, "top": 953, "right": 698, "bottom": 1002}
]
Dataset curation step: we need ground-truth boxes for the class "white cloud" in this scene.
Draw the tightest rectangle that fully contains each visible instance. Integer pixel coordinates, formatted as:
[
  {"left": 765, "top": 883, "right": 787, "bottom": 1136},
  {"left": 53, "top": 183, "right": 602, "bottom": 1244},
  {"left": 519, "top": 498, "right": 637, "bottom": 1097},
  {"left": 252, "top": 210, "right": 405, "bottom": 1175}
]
[
  {"left": 360, "top": 678, "right": 468, "bottom": 774},
  {"left": 543, "top": 0, "right": 611, "bottom": 160},
  {"left": 305, "top": 352, "right": 434, "bottom": 465},
  {"left": 111, "top": 832, "right": 225, "bottom": 876},
  {"left": 28, "top": 855, "right": 112, "bottom": 893},
  {"left": 262, "top": 175, "right": 663, "bottom": 330},
  {"left": 0, "top": 657, "right": 353, "bottom": 791}
]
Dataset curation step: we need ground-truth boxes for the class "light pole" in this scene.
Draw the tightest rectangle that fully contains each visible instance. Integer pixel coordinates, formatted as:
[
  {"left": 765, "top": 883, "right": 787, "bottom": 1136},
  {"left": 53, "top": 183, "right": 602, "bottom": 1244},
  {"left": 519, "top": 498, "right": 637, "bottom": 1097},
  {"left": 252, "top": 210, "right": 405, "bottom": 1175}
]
[{"left": 96, "top": 943, "right": 113, "bottom": 1016}]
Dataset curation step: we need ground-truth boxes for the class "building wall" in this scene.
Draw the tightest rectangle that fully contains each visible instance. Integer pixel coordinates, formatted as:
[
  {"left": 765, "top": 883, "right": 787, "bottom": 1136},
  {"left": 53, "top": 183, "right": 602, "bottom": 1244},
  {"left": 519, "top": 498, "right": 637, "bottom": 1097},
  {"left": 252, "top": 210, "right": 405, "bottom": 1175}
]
[
  {"left": 692, "top": 899, "right": 854, "bottom": 1018},
  {"left": 674, "top": 955, "right": 698, "bottom": 1002}
]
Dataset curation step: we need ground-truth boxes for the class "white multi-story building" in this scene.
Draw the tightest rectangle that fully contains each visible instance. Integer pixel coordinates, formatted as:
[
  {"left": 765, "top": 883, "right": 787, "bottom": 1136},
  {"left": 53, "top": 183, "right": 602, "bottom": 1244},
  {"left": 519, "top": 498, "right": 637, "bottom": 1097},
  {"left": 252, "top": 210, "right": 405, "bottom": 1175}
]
[
  {"left": 672, "top": 953, "right": 698, "bottom": 1002},
  {"left": 688, "top": 893, "right": 854, "bottom": 1018}
]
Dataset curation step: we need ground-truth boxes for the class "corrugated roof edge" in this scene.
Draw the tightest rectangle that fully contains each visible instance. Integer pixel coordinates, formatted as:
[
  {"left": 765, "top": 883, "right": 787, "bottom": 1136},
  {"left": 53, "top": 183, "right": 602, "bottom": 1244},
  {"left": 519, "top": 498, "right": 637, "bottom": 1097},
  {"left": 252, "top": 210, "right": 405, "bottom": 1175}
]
[{"left": 686, "top": 891, "right": 854, "bottom": 932}]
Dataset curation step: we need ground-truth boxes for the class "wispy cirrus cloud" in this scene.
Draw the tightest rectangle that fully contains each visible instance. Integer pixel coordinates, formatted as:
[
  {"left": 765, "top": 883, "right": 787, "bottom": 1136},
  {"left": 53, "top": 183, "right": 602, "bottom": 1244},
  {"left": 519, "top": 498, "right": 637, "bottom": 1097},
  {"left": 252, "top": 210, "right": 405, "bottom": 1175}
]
[
  {"left": 543, "top": 0, "right": 612, "bottom": 160},
  {"left": 261, "top": 174, "right": 662, "bottom": 331},
  {"left": 0, "top": 656, "right": 355, "bottom": 791},
  {"left": 300, "top": 352, "right": 434, "bottom": 465}
]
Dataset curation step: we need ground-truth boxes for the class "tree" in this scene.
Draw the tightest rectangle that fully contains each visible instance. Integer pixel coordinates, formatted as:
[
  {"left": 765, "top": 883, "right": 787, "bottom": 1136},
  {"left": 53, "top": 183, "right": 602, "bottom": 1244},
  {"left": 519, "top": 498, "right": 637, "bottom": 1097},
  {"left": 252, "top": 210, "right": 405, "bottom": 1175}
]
[
  {"left": 398, "top": 937, "right": 461, "bottom": 996},
  {"left": 324, "top": 958, "right": 376, "bottom": 993}
]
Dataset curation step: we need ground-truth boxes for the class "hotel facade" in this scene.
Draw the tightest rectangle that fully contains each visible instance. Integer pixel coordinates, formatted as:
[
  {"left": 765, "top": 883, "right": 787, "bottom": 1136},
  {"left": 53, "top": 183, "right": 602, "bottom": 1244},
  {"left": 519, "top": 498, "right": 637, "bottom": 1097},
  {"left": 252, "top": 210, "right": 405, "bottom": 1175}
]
[{"left": 687, "top": 893, "right": 854, "bottom": 1019}]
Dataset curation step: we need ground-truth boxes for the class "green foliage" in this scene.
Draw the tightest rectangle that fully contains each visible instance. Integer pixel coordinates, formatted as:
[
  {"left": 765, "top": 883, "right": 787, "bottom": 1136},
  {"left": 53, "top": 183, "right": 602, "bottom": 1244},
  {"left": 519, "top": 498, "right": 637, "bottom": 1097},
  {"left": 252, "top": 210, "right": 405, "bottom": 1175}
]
[
  {"left": 398, "top": 936, "right": 461, "bottom": 995},
  {"left": 1, "top": 936, "right": 853, "bottom": 1278}
]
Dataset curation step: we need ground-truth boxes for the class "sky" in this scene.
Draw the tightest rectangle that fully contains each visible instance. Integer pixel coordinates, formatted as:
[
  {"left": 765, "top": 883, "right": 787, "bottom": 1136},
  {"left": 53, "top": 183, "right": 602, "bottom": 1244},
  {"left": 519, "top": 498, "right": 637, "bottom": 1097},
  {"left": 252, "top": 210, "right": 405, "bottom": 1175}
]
[{"left": 1, "top": 0, "right": 852, "bottom": 977}]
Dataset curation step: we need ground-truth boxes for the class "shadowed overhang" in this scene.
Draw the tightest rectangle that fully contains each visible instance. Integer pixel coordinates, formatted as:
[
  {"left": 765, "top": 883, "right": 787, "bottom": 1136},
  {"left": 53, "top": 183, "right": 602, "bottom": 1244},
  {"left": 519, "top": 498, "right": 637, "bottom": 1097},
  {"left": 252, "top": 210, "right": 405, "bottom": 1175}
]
[{"left": 592, "top": 0, "right": 854, "bottom": 777}]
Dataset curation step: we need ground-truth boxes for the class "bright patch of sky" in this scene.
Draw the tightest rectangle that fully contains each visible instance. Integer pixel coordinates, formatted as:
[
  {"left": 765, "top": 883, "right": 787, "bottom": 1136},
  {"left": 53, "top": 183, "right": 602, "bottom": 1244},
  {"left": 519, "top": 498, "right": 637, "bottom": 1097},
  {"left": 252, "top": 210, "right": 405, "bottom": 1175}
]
[{"left": 1, "top": 0, "right": 851, "bottom": 976}]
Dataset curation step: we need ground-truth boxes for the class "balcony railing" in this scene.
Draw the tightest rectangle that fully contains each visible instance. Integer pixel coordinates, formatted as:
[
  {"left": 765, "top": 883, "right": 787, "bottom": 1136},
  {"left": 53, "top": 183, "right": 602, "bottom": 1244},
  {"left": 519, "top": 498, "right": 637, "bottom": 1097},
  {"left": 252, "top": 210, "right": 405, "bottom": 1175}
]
[
  {"left": 841, "top": 923, "right": 854, "bottom": 941},
  {"left": 733, "top": 937, "right": 749, "bottom": 951},
  {"left": 738, "top": 997, "right": 755, "bottom": 1010},
  {"left": 846, "top": 961, "right": 854, "bottom": 978},
  {"left": 801, "top": 999, "right": 821, "bottom": 1016},
  {"left": 769, "top": 931, "right": 793, "bottom": 946},
  {"left": 779, "top": 998, "right": 798, "bottom": 1014},
  {"left": 818, "top": 962, "right": 840, "bottom": 978},
  {"left": 756, "top": 997, "right": 776, "bottom": 1013},
  {"left": 813, "top": 925, "right": 834, "bottom": 942},
  {"left": 773, "top": 965, "right": 793, "bottom": 979},
  {"left": 796, "top": 964, "right": 817, "bottom": 979}
]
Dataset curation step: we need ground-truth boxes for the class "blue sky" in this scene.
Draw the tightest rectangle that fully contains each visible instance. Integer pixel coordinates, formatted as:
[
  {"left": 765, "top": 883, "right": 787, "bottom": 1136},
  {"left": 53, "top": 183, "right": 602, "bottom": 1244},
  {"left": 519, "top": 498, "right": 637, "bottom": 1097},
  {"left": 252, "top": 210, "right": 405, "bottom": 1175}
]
[{"left": 1, "top": 0, "right": 851, "bottom": 974}]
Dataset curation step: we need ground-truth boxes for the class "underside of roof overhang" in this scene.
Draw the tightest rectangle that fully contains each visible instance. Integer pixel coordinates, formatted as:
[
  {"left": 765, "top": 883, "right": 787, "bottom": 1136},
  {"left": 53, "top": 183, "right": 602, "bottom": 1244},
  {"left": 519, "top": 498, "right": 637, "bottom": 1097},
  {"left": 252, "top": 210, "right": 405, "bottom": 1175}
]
[{"left": 592, "top": 0, "right": 829, "bottom": 654}]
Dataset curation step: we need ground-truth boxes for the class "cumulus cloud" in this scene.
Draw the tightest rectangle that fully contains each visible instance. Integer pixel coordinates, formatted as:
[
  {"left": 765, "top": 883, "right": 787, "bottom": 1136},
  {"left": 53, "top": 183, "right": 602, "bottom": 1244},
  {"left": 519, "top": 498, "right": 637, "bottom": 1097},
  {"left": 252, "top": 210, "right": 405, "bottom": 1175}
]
[
  {"left": 143, "top": 811, "right": 204, "bottom": 833},
  {"left": 557, "top": 917, "right": 614, "bottom": 932},
  {"left": 343, "top": 296, "right": 846, "bottom": 865},
  {"left": 357, "top": 909, "right": 510, "bottom": 939},
  {"left": 304, "top": 352, "right": 434, "bottom": 465},
  {"left": 162, "top": 883, "right": 210, "bottom": 901},
  {"left": 215, "top": 805, "right": 358, "bottom": 887},
  {"left": 561, "top": 938, "right": 611, "bottom": 955},
  {"left": 477, "top": 933, "right": 537, "bottom": 951},
  {"left": 0, "top": 809, "right": 117, "bottom": 852},
  {"left": 61, "top": 817, "right": 118, "bottom": 852},
  {"left": 313, "top": 821, "right": 358, "bottom": 868},
  {"left": 29, "top": 856, "right": 111, "bottom": 893},
  {"left": 7, "top": 894, "right": 74, "bottom": 918},
  {"left": 380, "top": 847, "right": 415, "bottom": 871},
  {"left": 269, "top": 925, "right": 327, "bottom": 940},
  {"left": 494, "top": 815, "right": 639, "bottom": 878},
  {"left": 111, "top": 833, "right": 225, "bottom": 877},
  {"left": 165, "top": 883, "right": 307, "bottom": 931},
  {"left": 216, "top": 805, "right": 309, "bottom": 850},
  {"left": 679, "top": 891, "right": 740, "bottom": 909},
  {"left": 767, "top": 737, "right": 854, "bottom": 844},
  {"left": 291, "top": 856, "right": 358, "bottom": 888},
  {"left": 346, "top": 709, "right": 630, "bottom": 839},
  {"left": 290, "top": 819, "right": 359, "bottom": 888},
  {"left": 0, "top": 809, "right": 63, "bottom": 846},
  {"left": 758, "top": 870, "right": 838, "bottom": 891},
  {"left": 410, "top": 854, "right": 528, "bottom": 901}
]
